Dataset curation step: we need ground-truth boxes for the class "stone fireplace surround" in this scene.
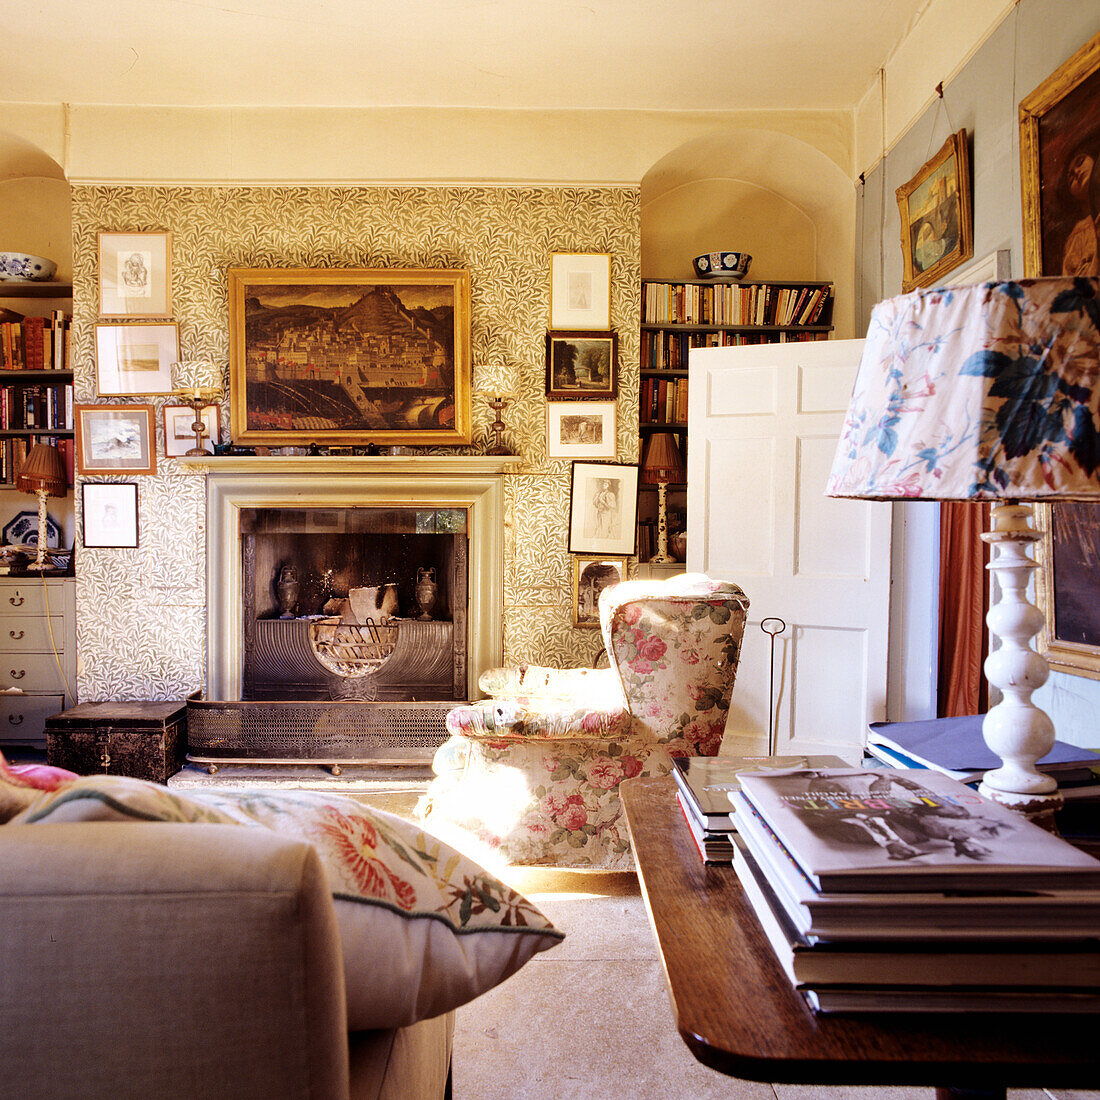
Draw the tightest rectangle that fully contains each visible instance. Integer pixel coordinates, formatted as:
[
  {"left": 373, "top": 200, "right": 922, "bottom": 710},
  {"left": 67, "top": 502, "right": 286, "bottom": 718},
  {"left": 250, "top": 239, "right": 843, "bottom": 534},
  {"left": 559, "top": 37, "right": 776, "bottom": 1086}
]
[{"left": 197, "top": 455, "right": 511, "bottom": 703}]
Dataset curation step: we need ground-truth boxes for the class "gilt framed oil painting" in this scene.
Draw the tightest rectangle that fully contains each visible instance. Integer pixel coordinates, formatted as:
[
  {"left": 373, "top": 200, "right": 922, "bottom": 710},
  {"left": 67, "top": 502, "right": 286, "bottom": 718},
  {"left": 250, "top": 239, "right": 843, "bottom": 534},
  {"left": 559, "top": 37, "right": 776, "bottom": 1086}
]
[{"left": 228, "top": 268, "right": 472, "bottom": 446}]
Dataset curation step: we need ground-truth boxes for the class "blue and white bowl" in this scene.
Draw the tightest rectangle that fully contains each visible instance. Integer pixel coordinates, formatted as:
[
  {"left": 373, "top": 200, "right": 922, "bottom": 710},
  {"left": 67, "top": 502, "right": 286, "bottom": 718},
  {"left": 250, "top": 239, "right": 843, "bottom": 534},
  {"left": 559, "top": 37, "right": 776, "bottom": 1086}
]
[
  {"left": 693, "top": 251, "right": 752, "bottom": 280},
  {"left": 0, "top": 252, "right": 57, "bottom": 282}
]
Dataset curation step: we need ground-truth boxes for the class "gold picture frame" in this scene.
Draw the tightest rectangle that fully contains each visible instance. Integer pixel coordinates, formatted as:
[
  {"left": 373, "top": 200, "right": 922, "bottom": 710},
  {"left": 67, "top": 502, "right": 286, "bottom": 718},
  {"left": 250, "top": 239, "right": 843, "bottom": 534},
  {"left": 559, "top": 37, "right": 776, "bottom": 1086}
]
[
  {"left": 572, "top": 555, "right": 627, "bottom": 629},
  {"left": 896, "top": 129, "right": 973, "bottom": 291},
  {"left": 228, "top": 267, "right": 472, "bottom": 447},
  {"left": 75, "top": 403, "right": 157, "bottom": 476},
  {"left": 1019, "top": 30, "right": 1100, "bottom": 279},
  {"left": 97, "top": 231, "right": 172, "bottom": 318}
]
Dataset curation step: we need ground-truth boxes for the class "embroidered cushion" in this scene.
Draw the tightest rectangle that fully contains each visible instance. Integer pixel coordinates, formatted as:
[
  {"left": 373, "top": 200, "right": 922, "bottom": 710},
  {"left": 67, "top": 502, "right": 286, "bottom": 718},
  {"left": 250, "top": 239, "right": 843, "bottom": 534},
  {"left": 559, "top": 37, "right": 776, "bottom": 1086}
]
[{"left": 7, "top": 775, "right": 564, "bottom": 1029}]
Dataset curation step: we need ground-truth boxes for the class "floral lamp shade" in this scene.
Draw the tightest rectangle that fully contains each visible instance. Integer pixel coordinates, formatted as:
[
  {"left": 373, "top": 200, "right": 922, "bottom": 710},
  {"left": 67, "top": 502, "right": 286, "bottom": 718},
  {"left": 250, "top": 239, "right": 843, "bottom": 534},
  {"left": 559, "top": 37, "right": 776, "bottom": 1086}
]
[{"left": 827, "top": 277, "right": 1100, "bottom": 502}]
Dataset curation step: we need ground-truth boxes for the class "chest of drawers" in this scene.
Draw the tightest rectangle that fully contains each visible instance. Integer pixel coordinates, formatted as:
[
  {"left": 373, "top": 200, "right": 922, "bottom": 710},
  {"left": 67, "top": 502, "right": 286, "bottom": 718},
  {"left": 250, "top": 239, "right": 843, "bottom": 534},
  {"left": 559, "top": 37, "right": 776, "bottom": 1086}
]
[{"left": 0, "top": 576, "right": 76, "bottom": 749}]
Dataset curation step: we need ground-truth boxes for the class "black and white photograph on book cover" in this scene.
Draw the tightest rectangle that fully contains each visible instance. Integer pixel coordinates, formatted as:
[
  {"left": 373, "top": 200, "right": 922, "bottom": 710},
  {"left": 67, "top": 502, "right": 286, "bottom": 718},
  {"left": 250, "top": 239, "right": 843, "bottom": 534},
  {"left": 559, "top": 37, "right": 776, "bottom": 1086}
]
[{"left": 735, "top": 767, "right": 1100, "bottom": 893}]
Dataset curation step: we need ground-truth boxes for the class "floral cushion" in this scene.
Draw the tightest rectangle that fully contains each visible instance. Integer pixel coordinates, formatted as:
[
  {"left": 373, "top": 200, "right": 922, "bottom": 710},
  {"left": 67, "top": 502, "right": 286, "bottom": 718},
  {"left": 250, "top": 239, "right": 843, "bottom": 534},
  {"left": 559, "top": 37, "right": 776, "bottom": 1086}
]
[
  {"left": 7, "top": 774, "right": 564, "bottom": 1029},
  {"left": 0, "top": 750, "right": 80, "bottom": 822}
]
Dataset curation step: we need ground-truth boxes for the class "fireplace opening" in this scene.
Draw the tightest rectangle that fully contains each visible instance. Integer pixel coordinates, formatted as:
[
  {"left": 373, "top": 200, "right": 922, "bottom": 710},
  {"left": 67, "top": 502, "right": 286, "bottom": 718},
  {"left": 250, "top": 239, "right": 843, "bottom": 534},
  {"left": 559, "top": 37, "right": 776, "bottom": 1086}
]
[{"left": 241, "top": 506, "right": 467, "bottom": 702}]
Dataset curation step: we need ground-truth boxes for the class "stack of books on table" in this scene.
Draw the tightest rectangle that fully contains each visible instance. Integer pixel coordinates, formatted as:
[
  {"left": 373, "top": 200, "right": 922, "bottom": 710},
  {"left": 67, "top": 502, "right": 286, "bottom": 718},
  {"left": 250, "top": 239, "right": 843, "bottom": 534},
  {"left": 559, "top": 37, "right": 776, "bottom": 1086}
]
[
  {"left": 672, "top": 754, "right": 846, "bottom": 864},
  {"left": 729, "top": 765, "right": 1100, "bottom": 1014}
]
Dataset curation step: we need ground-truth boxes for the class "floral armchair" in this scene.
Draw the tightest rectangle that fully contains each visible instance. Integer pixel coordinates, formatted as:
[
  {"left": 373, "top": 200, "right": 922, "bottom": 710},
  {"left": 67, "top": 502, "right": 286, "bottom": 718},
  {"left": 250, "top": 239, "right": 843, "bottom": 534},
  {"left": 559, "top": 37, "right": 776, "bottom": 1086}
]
[{"left": 418, "top": 573, "right": 749, "bottom": 869}]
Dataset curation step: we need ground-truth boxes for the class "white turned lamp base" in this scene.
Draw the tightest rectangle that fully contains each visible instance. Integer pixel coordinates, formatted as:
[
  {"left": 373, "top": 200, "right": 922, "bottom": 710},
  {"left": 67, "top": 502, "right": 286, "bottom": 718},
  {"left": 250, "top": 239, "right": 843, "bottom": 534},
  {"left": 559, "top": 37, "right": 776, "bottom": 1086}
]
[
  {"left": 649, "top": 478, "right": 676, "bottom": 565},
  {"left": 977, "top": 502, "right": 1062, "bottom": 828}
]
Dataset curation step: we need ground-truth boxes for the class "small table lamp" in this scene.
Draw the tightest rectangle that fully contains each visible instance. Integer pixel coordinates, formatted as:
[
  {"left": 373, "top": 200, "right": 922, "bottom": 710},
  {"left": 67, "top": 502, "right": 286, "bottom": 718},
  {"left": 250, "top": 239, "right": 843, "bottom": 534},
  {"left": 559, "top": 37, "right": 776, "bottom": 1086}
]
[
  {"left": 15, "top": 442, "right": 67, "bottom": 571},
  {"left": 642, "top": 431, "right": 685, "bottom": 565},
  {"left": 827, "top": 276, "right": 1100, "bottom": 821},
  {"left": 172, "top": 360, "right": 223, "bottom": 456}
]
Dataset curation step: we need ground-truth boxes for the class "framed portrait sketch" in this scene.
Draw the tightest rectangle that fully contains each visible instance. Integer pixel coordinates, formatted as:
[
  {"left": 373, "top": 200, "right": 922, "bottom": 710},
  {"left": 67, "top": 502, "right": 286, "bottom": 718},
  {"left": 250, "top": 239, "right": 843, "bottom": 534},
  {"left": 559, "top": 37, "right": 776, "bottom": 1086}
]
[
  {"left": 572, "top": 555, "right": 627, "bottom": 629},
  {"left": 228, "top": 267, "right": 472, "bottom": 447},
  {"left": 163, "top": 403, "right": 220, "bottom": 457},
  {"left": 1020, "top": 30, "right": 1100, "bottom": 278},
  {"left": 896, "top": 129, "right": 973, "bottom": 291},
  {"left": 97, "top": 231, "right": 172, "bottom": 317},
  {"left": 568, "top": 461, "right": 638, "bottom": 557},
  {"left": 1036, "top": 503, "right": 1100, "bottom": 681},
  {"left": 550, "top": 253, "right": 611, "bottom": 330},
  {"left": 75, "top": 404, "right": 156, "bottom": 476},
  {"left": 545, "top": 331, "right": 618, "bottom": 399},
  {"left": 94, "top": 323, "right": 179, "bottom": 396},
  {"left": 82, "top": 482, "right": 139, "bottom": 549},
  {"left": 547, "top": 400, "right": 616, "bottom": 460}
]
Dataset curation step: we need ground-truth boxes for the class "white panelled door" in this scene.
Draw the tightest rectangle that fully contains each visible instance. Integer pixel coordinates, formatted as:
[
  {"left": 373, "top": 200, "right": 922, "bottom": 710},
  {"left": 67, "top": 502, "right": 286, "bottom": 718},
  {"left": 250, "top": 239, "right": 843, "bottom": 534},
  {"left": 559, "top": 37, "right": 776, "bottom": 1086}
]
[{"left": 687, "top": 338, "right": 891, "bottom": 760}]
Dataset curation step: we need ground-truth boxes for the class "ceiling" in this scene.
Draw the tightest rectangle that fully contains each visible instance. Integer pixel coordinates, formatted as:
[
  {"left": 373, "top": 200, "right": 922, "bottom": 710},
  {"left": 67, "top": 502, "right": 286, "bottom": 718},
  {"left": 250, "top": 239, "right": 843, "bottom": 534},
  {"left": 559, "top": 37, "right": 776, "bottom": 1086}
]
[{"left": 2, "top": 0, "right": 930, "bottom": 112}]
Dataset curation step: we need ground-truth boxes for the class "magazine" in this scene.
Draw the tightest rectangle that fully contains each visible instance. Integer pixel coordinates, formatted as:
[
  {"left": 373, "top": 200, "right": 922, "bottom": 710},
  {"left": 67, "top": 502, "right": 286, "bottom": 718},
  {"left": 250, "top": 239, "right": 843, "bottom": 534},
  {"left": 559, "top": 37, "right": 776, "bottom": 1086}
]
[{"left": 734, "top": 767, "right": 1100, "bottom": 893}]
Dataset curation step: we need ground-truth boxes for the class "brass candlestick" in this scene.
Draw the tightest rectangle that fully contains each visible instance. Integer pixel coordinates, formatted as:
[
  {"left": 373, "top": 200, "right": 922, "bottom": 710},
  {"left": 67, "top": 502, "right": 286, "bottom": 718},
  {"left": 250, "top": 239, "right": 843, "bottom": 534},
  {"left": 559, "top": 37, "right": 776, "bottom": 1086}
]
[
  {"left": 172, "top": 388, "right": 222, "bottom": 455},
  {"left": 486, "top": 394, "right": 512, "bottom": 455}
]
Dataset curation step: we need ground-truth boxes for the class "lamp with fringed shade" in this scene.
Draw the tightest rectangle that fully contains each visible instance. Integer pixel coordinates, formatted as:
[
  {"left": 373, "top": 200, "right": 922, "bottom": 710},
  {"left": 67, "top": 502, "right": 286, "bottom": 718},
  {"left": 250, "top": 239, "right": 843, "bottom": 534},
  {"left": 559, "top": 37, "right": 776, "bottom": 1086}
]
[
  {"left": 15, "top": 442, "right": 67, "bottom": 572},
  {"left": 827, "top": 276, "right": 1100, "bottom": 824},
  {"left": 641, "top": 431, "right": 685, "bottom": 565}
]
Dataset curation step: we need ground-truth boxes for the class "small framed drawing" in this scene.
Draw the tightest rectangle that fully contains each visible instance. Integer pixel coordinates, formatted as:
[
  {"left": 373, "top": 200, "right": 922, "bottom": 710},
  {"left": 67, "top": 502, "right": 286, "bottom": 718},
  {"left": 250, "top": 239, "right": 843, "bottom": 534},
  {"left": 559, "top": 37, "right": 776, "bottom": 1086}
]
[
  {"left": 98, "top": 231, "right": 172, "bottom": 318},
  {"left": 545, "top": 330, "right": 618, "bottom": 399},
  {"left": 94, "top": 323, "right": 179, "bottom": 396},
  {"left": 547, "top": 400, "right": 616, "bottom": 460},
  {"left": 163, "top": 403, "right": 220, "bottom": 457},
  {"left": 82, "top": 482, "right": 139, "bottom": 549},
  {"left": 572, "top": 555, "right": 627, "bottom": 629},
  {"left": 75, "top": 404, "right": 157, "bottom": 476},
  {"left": 895, "top": 129, "right": 973, "bottom": 291},
  {"left": 550, "top": 253, "right": 611, "bottom": 330},
  {"left": 568, "top": 460, "right": 639, "bottom": 557}
]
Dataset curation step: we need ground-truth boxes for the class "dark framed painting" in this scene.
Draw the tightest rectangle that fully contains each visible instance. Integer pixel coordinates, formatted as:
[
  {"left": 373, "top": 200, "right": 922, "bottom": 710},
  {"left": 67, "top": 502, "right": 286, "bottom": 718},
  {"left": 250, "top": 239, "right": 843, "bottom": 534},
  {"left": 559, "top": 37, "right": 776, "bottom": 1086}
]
[
  {"left": 895, "top": 129, "right": 973, "bottom": 291},
  {"left": 545, "top": 330, "right": 618, "bottom": 400},
  {"left": 1036, "top": 503, "right": 1100, "bottom": 680},
  {"left": 228, "top": 267, "right": 472, "bottom": 446},
  {"left": 572, "top": 555, "right": 627, "bottom": 628},
  {"left": 1019, "top": 30, "right": 1100, "bottom": 279}
]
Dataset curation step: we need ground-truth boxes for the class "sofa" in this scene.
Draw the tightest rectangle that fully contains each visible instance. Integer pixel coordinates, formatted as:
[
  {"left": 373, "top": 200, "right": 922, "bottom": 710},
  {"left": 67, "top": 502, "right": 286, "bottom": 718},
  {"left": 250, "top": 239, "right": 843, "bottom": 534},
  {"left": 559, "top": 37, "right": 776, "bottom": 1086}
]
[{"left": 0, "top": 758, "right": 564, "bottom": 1100}]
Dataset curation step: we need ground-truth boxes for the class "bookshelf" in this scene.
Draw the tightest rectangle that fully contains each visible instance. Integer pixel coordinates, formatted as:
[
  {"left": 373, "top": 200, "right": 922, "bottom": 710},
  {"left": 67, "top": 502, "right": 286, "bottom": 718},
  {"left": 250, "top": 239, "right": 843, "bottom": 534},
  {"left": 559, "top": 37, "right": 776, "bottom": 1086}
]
[{"left": 638, "top": 278, "right": 833, "bottom": 564}]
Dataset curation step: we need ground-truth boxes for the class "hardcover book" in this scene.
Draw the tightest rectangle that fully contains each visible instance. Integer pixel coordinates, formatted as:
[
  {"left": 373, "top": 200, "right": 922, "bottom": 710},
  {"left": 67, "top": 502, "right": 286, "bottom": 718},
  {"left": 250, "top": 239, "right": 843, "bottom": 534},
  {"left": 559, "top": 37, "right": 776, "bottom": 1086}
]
[{"left": 734, "top": 767, "right": 1100, "bottom": 893}]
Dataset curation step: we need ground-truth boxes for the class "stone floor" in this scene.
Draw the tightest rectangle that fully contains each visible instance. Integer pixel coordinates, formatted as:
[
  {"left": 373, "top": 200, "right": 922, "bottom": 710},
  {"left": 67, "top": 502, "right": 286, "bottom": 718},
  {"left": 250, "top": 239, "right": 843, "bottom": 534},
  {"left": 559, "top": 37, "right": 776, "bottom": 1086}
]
[{"left": 453, "top": 868, "right": 1100, "bottom": 1100}]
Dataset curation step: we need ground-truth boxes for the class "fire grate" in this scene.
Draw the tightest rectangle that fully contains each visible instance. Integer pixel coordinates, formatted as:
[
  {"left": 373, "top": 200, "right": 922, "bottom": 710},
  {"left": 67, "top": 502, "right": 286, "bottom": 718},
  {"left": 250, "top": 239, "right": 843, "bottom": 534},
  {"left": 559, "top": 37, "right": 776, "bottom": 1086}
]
[{"left": 186, "top": 696, "right": 453, "bottom": 772}]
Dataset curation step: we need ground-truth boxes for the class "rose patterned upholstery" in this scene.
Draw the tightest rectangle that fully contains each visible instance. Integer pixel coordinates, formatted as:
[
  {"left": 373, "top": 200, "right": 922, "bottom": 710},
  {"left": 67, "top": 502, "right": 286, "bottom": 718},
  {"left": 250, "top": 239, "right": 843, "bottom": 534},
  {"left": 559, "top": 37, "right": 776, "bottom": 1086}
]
[{"left": 419, "top": 573, "right": 749, "bottom": 869}]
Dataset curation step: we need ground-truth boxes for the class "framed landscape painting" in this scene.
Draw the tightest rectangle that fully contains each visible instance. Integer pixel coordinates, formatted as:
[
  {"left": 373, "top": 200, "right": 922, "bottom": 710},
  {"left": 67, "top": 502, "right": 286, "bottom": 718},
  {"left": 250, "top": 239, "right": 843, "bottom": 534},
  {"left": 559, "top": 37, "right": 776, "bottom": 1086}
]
[
  {"left": 545, "top": 331, "right": 618, "bottom": 399},
  {"left": 896, "top": 129, "right": 973, "bottom": 291},
  {"left": 75, "top": 404, "right": 156, "bottom": 476},
  {"left": 228, "top": 268, "right": 472, "bottom": 446}
]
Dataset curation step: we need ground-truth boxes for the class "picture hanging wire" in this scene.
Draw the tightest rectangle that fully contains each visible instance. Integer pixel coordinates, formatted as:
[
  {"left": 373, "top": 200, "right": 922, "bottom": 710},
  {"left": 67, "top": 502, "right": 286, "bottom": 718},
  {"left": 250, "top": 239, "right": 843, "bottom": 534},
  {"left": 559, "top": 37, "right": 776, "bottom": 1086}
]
[{"left": 760, "top": 617, "right": 786, "bottom": 755}]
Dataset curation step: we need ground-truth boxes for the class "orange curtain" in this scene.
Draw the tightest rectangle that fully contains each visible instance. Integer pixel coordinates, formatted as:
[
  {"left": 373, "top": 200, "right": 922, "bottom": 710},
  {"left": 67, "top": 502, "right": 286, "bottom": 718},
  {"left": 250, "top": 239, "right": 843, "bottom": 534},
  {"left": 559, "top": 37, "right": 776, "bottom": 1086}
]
[{"left": 937, "top": 502, "right": 991, "bottom": 718}]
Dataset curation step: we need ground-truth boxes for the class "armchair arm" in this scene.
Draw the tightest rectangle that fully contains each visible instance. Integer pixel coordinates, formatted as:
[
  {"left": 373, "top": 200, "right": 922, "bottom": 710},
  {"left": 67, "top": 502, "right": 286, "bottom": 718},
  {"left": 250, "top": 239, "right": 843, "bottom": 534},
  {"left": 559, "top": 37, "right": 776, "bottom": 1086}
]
[
  {"left": 445, "top": 698, "right": 632, "bottom": 745},
  {"left": 478, "top": 663, "right": 622, "bottom": 703}
]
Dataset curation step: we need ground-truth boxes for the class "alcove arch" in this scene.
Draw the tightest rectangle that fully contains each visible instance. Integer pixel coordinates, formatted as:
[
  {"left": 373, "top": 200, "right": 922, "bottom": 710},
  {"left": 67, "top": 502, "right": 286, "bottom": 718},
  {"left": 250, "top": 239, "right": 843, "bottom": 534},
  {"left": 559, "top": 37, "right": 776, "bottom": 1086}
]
[{"left": 0, "top": 130, "right": 72, "bottom": 282}]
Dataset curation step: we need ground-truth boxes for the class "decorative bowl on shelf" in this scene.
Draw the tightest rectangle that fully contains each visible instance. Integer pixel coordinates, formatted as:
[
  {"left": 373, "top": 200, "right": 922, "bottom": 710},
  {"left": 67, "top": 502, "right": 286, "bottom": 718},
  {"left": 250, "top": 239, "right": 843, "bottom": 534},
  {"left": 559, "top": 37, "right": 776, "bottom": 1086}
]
[
  {"left": 668, "top": 532, "right": 687, "bottom": 563},
  {"left": 0, "top": 253, "right": 57, "bottom": 282},
  {"left": 692, "top": 251, "right": 751, "bottom": 281}
]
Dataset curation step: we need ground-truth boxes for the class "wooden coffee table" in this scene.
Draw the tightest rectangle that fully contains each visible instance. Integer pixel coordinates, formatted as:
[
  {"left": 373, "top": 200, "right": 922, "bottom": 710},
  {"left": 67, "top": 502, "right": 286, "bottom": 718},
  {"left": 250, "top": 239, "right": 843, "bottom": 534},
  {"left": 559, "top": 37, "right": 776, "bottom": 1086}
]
[{"left": 621, "top": 775, "right": 1100, "bottom": 1099}]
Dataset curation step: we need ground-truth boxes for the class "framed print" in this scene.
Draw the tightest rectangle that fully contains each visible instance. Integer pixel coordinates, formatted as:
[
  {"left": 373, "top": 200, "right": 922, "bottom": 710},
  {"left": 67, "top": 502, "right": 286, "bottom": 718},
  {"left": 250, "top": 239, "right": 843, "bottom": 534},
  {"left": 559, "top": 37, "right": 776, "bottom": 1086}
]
[
  {"left": 545, "top": 330, "right": 618, "bottom": 399},
  {"left": 1036, "top": 502, "right": 1100, "bottom": 680},
  {"left": 94, "top": 323, "right": 179, "bottom": 396},
  {"left": 547, "top": 400, "right": 616, "bottom": 460},
  {"left": 1020, "top": 31, "right": 1100, "bottom": 277},
  {"left": 895, "top": 129, "right": 973, "bottom": 291},
  {"left": 568, "top": 461, "right": 639, "bottom": 557},
  {"left": 81, "top": 482, "right": 139, "bottom": 549},
  {"left": 75, "top": 404, "right": 156, "bottom": 475},
  {"left": 550, "top": 253, "right": 611, "bottom": 330},
  {"left": 97, "top": 231, "right": 172, "bottom": 318},
  {"left": 163, "top": 403, "right": 220, "bottom": 457},
  {"left": 228, "top": 267, "right": 472, "bottom": 447},
  {"left": 572, "top": 555, "right": 627, "bottom": 628}
]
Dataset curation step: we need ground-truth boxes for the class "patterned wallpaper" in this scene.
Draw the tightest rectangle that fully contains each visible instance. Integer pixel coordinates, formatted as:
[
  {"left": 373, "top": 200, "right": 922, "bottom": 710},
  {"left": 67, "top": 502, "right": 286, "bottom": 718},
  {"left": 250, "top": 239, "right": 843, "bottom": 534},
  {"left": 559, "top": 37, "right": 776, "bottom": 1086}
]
[{"left": 69, "top": 185, "right": 641, "bottom": 701}]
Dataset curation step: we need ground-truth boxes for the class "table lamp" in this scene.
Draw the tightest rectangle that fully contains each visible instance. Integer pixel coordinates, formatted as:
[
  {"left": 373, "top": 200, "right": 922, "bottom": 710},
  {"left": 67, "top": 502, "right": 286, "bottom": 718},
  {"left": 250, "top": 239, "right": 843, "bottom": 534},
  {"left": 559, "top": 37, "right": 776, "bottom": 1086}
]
[
  {"left": 15, "top": 442, "right": 67, "bottom": 571},
  {"left": 827, "top": 276, "right": 1100, "bottom": 821},
  {"left": 641, "top": 431, "right": 685, "bottom": 565},
  {"left": 171, "top": 360, "right": 223, "bottom": 456}
]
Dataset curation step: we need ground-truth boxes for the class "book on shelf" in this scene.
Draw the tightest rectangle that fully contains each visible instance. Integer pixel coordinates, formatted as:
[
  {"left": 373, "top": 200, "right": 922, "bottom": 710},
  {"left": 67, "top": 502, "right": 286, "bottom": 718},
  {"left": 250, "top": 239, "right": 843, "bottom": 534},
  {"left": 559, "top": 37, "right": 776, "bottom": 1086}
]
[
  {"left": 733, "top": 835, "right": 1100, "bottom": 989},
  {"left": 672, "top": 754, "right": 848, "bottom": 831},
  {"left": 676, "top": 792, "right": 736, "bottom": 863},
  {"left": 734, "top": 766, "right": 1100, "bottom": 894}
]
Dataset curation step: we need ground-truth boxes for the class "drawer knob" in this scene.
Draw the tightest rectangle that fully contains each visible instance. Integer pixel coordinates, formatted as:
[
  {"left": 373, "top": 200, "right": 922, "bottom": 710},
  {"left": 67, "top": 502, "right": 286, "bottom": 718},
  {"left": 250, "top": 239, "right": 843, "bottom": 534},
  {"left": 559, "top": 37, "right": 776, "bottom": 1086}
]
[
  {"left": 9, "top": 669, "right": 25, "bottom": 680},
  {"left": 7, "top": 713, "right": 23, "bottom": 726},
  {"left": 9, "top": 629, "right": 24, "bottom": 640},
  {"left": 8, "top": 596, "right": 23, "bottom": 607}
]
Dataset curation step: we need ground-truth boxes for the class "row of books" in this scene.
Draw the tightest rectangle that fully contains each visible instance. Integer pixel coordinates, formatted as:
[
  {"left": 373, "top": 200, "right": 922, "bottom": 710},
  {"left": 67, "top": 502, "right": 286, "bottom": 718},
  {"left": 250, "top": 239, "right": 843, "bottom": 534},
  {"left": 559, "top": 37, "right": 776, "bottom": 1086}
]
[
  {"left": 0, "top": 383, "right": 74, "bottom": 432},
  {"left": 641, "top": 377, "right": 688, "bottom": 425},
  {"left": 674, "top": 755, "right": 1100, "bottom": 1015},
  {"left": 642, "top": 282, "right": 832, "bottom": 328},
  {"left": 0, "top": 435, "right": 75, "bottom": 487},
  {"left": 1, "top": 312, "right": 71, "bottom": 372}
]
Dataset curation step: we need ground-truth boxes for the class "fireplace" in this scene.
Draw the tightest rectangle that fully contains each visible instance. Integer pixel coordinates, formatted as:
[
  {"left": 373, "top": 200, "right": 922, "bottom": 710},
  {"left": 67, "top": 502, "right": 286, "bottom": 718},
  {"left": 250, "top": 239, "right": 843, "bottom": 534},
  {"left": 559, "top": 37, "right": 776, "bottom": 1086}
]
[{"left": 189, "top": 455, "right": 510, "bottom": 767}]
